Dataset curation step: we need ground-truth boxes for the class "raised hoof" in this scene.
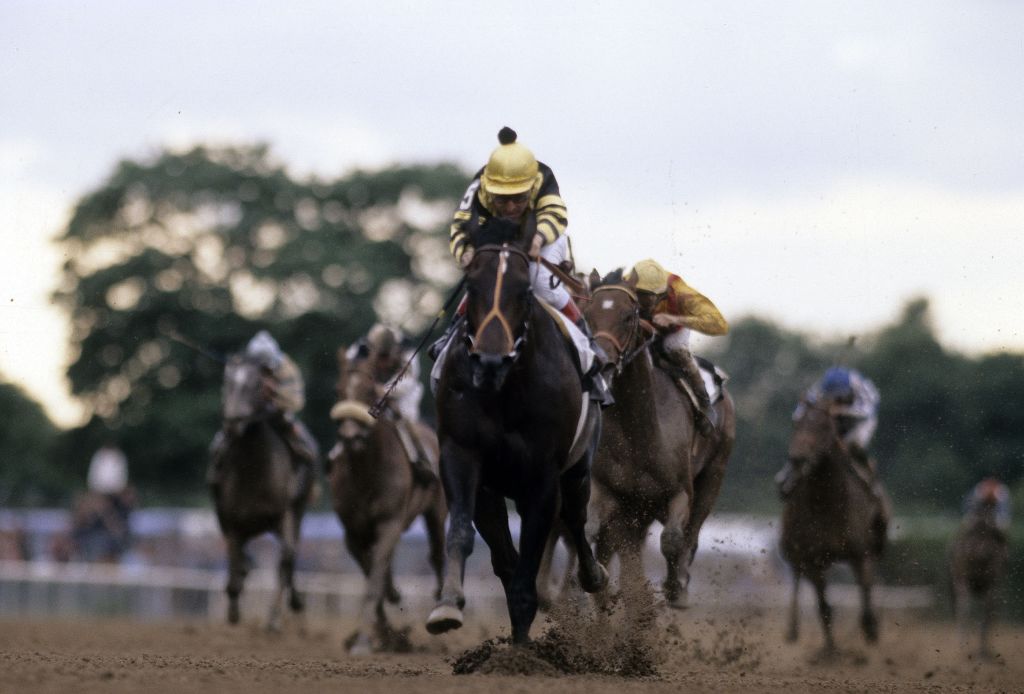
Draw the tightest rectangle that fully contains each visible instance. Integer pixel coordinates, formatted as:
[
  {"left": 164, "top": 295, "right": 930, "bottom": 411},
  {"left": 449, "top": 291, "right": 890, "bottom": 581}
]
[
  {"left": 426, "top": 604, "right": 464, "bottom": 634},
  {"left": 580, "top": 563, "right": 609, "bottom": 594}
]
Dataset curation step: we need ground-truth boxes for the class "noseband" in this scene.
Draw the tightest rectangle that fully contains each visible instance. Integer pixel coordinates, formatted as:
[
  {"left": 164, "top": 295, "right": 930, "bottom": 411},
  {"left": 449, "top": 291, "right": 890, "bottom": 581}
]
[
  {"left": 590, "top": 285, "right": 652, "bottom": 374},
  {"left": 466, "top": 244, "right": 533, "bottom": 358}
]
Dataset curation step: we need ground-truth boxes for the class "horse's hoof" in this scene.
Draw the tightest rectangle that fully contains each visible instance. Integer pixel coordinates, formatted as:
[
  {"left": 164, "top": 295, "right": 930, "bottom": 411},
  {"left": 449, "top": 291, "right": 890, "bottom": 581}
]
[
  {"left": 785, "top": 628, "right": 798, "bottom": 644},
  {"left": 348, "top": 634, "right": 373, "bottom": 656},
  {"left": 290, "top": 592, "right": 305, "bottom": 613},
  {"left": 386, "top": 585, "right": 402, "bottom": 605},
  {"left": 663, "top": 581, "right": 688, "bottom": 609},
  {"left": 665, "top": 591, "right": 689, "bottom": 610},
  {"left": 426, "top": 604, "right": 464, "bottom": 634},
  {"left": 580, "top": 563, "right": 609, "bottom": 594},
  {"left": 227, "top": 603, "right": 240, "bottom": 625}
]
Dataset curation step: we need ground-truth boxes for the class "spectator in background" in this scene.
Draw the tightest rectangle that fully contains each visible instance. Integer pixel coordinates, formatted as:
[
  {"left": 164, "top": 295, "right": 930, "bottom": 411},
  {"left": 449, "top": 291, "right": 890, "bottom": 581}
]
[{"left": 73, "top": 441, "right": 135, "bottom": 562}]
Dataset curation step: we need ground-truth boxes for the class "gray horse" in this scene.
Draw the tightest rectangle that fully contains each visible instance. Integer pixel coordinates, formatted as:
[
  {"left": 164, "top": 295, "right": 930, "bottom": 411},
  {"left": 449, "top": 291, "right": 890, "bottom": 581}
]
[{"left": 210, "top": 353, "right": 311, "bottom": 630}]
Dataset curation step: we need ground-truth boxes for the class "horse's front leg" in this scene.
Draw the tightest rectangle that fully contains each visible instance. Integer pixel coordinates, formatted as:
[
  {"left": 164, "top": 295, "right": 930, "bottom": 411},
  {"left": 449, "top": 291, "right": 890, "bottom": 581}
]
[
  {"left": 852, "top": 557, "right": 879, "bottom": 644},
  {"left": 225, "top": 532, "right": 247, "bottom": 625},
  {"left": 426, "top": 440, "right": 479, "bottom": 635},
  {"left": 508, "top": 480, "right": 558, "bottom": 644},
  {"left": 786, "top": 568, "right": 801, "bottom": 643},
  {"left": 351, "top": 518, "right": 405, "bottom": 655},
  {"left": 267, "top": 511, "right": 299, "bottom": 633},
  {"left": 660, "top": 487, "right": 693, "bottom": 609}
]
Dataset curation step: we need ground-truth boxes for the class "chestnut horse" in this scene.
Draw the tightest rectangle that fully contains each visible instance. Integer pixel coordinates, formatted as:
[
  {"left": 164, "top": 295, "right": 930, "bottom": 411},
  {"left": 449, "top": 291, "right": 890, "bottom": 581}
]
[
  {"left": 426, "top": 241, "right": 608, "bottom": 644},
  {"left": 583, "top": 271, "right": 735, "bottom": 608},
  {"left": 329, "top": 347, "right": 446, "bottom": 654}
]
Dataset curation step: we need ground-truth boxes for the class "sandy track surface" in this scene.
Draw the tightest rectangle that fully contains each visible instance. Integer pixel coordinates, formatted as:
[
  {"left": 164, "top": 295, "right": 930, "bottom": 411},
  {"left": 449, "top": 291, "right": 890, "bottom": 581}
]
[{"left": 1, "top": 603, "right": 1021, "bottom": 694}]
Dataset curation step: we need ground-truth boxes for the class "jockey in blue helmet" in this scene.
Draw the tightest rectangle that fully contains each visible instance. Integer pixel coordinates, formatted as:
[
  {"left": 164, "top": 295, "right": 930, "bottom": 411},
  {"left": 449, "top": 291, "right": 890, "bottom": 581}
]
[{"left": 776, "top": 366, "right": 881, "bottom": 499}]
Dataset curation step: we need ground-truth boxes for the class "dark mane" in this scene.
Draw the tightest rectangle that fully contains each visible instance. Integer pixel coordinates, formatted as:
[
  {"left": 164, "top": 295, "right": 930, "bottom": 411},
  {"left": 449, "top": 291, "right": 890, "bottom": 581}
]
[{"left": 472, "top": 217, "right": 530, "bottom": 251}]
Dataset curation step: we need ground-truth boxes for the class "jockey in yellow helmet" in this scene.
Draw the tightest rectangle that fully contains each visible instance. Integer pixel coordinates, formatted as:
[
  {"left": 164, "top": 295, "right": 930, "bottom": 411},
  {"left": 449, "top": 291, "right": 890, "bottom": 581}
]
[
  {"left": 626, "top": 259, "right": 728, "bottom": 435},
  {"left": 449, "top": 127, "right": 581, "bottom": 324}
]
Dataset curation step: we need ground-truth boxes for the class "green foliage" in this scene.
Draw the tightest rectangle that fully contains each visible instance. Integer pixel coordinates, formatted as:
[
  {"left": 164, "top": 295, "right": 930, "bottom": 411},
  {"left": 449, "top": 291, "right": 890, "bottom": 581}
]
[
  {"left": 0, "top": 378, "right": 68, "bottom": 506},
  {"left": 54, "top": 144, "right": 466, "bottom": 501}
]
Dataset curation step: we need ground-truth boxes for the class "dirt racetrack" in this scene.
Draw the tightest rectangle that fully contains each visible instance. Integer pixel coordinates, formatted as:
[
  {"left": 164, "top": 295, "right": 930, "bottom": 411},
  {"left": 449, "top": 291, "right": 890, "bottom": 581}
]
[{"left": 2, "top": 599, "right": 1022, "bottom": 694}]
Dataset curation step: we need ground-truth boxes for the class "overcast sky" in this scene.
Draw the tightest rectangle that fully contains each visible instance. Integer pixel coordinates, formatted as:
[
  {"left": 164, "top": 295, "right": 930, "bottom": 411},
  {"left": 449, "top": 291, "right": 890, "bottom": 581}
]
[{"left": 3, "top": 1, "right": 1023, "bottom": 426}]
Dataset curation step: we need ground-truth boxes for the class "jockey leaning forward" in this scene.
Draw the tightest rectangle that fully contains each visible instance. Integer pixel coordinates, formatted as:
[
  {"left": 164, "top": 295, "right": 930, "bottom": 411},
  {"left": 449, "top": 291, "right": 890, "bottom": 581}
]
[
  {"left": 625, "top": 259, "right": 728, "bottom": 436},
  {"left": 208, "top": 330, "right": 320, "bottom": 493},
  {"left": 434, "top": 126, "right": 612, "bottom": 405},
  {"left": 776, "top": 366, "right": 884, "bottom": 503},
  {"left": 339, "top": 323, "right": 436, "bottom": 485}
]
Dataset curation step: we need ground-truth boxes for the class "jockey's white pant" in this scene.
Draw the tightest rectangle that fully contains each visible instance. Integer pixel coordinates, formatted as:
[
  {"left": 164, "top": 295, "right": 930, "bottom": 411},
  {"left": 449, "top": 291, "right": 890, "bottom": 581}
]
[
  {"left": 530, "top": 235, "right": 571, "bottom": 310},
  {"left": 844, "top": 415, "right": 877, "bottom": 450},
  {"left": 663, "top": 327, "right": 692, "bottom": 353},
  {"left": 392, "top": 378, "right": 423, "bottom": 423}
]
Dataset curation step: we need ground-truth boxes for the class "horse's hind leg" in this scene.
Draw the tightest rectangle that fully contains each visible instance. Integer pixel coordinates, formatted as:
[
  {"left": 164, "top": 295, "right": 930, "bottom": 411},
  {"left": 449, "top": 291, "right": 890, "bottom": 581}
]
[
  {"left": 661, "top": 488, "right": 692, "bottom": 609},
  {"left": 225, "top": 532, "right": 247, "bottom": 625},
  {"left": 852, "top": 558, "right": 879, "bottom": 644},
  {"left": 786, "top": 568, "right": 801, "bottom": 643},
  {"left": 560, "top": 458, "right": 608, "bottom": 595},
  {"left": 809, "top": 568, "right": 836, "bottom": 655},
  {"left": 682, "top": 442, "right": 731, "bottom": 570}
]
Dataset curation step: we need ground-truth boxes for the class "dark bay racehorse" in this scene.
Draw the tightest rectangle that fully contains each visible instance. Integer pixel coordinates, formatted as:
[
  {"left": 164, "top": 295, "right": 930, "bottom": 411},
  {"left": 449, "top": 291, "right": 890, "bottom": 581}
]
[
  {"left": 584, "top": 271, "right": 735, "bottom": 608},
  {"left": 426, "top": 242, "right": 608, "bottom": 644},
  {"left": 780, "top": 398, "right": 887, "bottom": 654},
  {"left": 949, "top": 491, "right": 1009, "bottom": 658},
  {"left": 329, "top": 347, "right": 447, "bottom": 654},
  {"left": 211, "top": 353, "right": 309, "bottom": 630}
]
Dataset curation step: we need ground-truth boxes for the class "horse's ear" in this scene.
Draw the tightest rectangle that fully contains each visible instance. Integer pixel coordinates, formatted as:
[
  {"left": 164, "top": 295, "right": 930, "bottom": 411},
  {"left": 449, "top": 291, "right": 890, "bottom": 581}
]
[
  {"left": 589, "top": 268, "right": 602, "bottom": 288},
  {"left": 624, "top": 271, "right": 638, "bottom": 289}
]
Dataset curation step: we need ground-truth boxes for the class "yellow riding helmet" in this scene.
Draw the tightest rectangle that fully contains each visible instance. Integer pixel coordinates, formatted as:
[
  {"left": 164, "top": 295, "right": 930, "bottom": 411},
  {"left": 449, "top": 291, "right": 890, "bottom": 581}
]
[
  {"left": 629, "top": 259, "right": 670, "bottom": 294},
  {"left": 481, "top": 127, "right": 539, "bottom": 196}
]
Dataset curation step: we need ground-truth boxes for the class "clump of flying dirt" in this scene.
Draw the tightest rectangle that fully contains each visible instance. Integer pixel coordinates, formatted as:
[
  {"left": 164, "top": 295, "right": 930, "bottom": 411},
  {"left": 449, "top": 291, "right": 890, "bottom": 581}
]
[
  {"left": 667, "top": 613, "right": 763, "bottom": 671},
  {"left": 452, "top": 577, "right": 664, "bottom": 677},
  {"left": 343, "top": 623, "right": 416, "bottom": 654}
]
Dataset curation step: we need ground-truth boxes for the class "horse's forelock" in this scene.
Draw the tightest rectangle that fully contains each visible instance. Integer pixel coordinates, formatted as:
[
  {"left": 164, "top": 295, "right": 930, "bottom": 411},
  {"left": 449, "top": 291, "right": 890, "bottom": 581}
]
[{"left": 595, "top": 267, "right": 626, "bottom": 288}]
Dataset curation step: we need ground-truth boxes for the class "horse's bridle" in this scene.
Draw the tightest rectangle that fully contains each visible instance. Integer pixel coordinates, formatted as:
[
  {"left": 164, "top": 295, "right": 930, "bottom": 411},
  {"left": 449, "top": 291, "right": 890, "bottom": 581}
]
[
  {"left": 589, "top": 285, "right": 654, "bottom": 375},
  {"left": 465, "top": 244, "right": 533, "bottom": 359}
]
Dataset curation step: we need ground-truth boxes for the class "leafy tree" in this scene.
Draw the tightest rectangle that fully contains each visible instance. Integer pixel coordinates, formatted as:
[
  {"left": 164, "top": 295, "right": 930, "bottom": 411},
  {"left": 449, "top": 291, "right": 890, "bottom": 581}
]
[
  {"left": 0, "top": 377, "right": 66, "bottom": 505},
  {"left": 54, "top": 144, "right": 466, "bottom": 501}
]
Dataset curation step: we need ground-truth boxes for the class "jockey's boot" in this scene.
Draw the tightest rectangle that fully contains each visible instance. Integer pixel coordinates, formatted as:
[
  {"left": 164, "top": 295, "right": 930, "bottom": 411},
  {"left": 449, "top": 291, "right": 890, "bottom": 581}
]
[
  {"left": 428, "top": 297, "right": 467, "bottom": 361},
  {"left": 207, "top": 429, "right": 229, "bottom": 488},
  {"left": 428, "top": 312, "right": 466, "bottom": 362},
  {"left": 573, "top": 315, "right": 615, "bottom": 408},
  {"left": 395, "top": 419, "right": 437, "bottom": 486},
  {"left": 274, "top": 415, "right": 320, "bottom": 499},
  {"left": 774, "top": 461, "right": 797, "bottom": 500},
  {"left": 662, "top": 347, "right": 715, "bottom": 437}
]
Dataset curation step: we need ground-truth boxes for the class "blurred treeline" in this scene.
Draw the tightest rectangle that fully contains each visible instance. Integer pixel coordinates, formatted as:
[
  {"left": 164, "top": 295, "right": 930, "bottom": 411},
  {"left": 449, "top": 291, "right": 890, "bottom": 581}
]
[{"left": 0, "top": 144, "right": 1022, "bottom": 521}]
